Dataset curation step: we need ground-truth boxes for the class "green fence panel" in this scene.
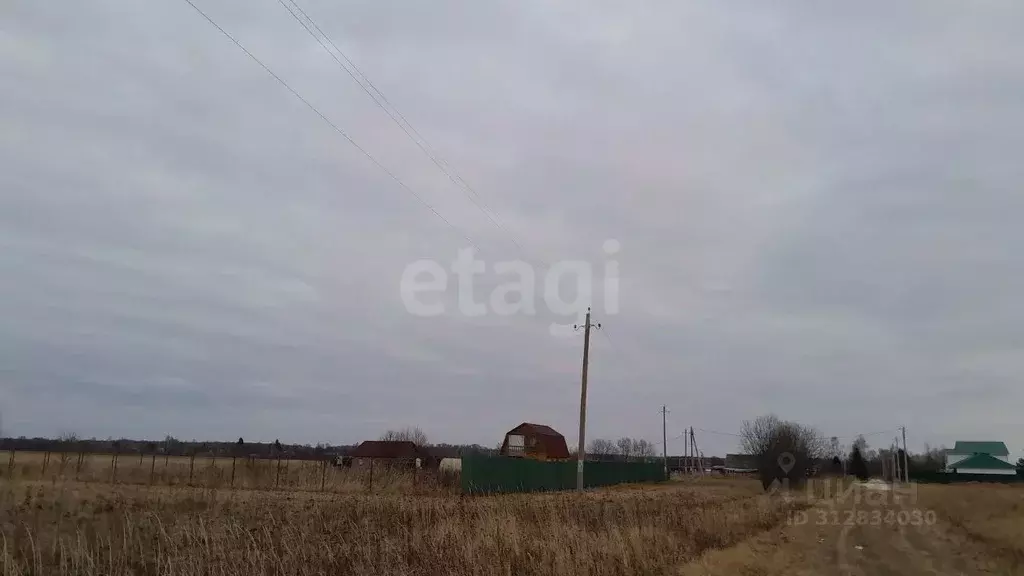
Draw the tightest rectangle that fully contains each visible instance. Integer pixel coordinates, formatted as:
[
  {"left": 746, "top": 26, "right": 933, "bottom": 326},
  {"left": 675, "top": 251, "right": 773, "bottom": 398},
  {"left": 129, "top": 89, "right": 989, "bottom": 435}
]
[
  {"left": 461, "top": 455, "right": 665, "bottom": 494},
  {"left": 911, "top": 471, "right": 1024, "bottom": 484}
]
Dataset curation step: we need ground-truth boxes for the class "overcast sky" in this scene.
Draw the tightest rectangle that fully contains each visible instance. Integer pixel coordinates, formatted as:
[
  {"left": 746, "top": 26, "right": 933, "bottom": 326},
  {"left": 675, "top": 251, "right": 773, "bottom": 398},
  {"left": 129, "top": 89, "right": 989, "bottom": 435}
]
[{"left": 2, "top": 1, "right": 1022, "bottom": 456}]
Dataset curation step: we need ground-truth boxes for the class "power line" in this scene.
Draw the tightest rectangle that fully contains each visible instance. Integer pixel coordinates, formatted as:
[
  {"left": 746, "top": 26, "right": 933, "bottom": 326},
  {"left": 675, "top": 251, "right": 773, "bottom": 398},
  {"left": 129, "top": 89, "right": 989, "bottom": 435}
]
[
  {"left": 599, "top": 327, "right": 619, "bottom": 352},
  {"left": 180, "top": 0, "right": 479, "bottom": 250},
  {"left": 693, "top": 427, "right": 902, "bottom": 443},
  {"left": 692, "top": 426, "right": 741, "bottom": 434},
  {"left": 277, "top": 0, "right": 541, "bottom": 262}
]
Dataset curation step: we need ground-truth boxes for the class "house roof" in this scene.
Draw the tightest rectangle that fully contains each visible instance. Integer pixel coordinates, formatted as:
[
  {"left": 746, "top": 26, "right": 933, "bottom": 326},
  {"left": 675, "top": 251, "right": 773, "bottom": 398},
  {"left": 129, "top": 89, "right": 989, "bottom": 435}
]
[
  {"left": 509, "top": 422, "right": 564, "bottom": 437},
  {"left": 349, "top": 441, "right": 428, "bottom": 459},
  {"left": 725, "top": 453, "right": 758, "bottom": 469},
  {"left": 948, "top": 441, "right": 1009, "bottom": 456},
  {"left": 951, "top": 453, "right": 1017, "bottom": 470},
  {"left": 503, "top": 422, "right": 571, "bottom": 459}
]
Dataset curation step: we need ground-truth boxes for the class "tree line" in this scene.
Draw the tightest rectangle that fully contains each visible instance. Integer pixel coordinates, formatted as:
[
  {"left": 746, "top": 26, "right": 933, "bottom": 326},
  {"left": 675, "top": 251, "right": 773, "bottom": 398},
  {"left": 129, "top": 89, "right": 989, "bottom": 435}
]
[
  {"left": 736, "top": 413, "right": 1023, "bottom": 490},
  {"left": 586, "top": 438, "right": 658, "bottom": 461},
  {"left": 0, "top": 426, "right": 494, "bottom": 461}
]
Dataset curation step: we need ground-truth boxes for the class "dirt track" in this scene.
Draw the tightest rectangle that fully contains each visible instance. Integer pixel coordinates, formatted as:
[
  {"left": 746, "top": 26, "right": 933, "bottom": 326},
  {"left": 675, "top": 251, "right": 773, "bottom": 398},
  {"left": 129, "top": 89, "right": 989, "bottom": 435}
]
[{"left": 682, "top": 482, "right": 1021, "bottom": 575}]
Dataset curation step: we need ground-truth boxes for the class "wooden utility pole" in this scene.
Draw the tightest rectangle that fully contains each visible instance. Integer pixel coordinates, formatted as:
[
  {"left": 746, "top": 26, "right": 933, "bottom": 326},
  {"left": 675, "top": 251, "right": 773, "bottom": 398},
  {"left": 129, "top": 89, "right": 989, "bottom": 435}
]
[
  {"left": 690, "top": 428, "right": 704, "bottom": 477},
  {"left": 661, "top": 405, "right": 669, "bottom": 479},
  {"left": 684, "top": 424, "right": 692, "bottom": 473},
  {"left": 574, "top": 308, "right": 600, "bottom": 492},
  {"left": 891, "top": 440, "right": 899, "bottom": 484},
  {"left": 901, "top": 426, "right": 909, "bottom": 483}
]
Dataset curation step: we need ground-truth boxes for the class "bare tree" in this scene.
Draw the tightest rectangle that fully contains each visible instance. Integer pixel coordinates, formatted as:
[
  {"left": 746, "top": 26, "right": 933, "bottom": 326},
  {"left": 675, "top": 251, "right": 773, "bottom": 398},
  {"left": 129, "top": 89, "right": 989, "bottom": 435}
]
[
  {"left": 852, "top": 435, "right": 869, "bottom": 453},
  {"left": 57, "top": 431, "right": 78, "bottom": 467},
  {"left": 632, "top": 439, "right": 656, "bottom": 459},
  {"left": 739, "top": 414, "right": 826, "bottom": 490},
  {"left": 912, "top": 443, "right": 946, "bottom": 472},
  {"left": 380, "top": 427, "right": 429, "bottom": 446},
  {"left": 588, "top": 439, "right": 617, "bottom": 459},
  {"left": 616, "top": 437, "right": 634, "bottom": 460}
]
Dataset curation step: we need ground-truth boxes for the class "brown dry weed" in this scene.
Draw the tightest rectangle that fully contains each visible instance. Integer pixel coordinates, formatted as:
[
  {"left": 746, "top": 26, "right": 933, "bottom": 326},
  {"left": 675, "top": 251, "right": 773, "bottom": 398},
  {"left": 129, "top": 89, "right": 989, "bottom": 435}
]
[{"left": 0, "top": 476, "right": 802, "bottom": 576}]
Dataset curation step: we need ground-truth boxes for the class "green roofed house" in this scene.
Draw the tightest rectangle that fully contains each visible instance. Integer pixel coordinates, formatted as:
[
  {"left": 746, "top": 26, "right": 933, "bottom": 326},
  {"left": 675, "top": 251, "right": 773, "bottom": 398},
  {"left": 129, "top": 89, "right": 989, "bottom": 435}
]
[{"left": 944, "top": 441, "right": 1016, "bottom": 476}]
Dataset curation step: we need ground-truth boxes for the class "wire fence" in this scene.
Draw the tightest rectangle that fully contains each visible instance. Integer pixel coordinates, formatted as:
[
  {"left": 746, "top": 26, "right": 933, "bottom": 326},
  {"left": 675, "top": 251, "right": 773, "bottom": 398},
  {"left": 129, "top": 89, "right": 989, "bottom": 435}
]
[{"left": 0, "top": 450, "right": 457, "bottom": 494}]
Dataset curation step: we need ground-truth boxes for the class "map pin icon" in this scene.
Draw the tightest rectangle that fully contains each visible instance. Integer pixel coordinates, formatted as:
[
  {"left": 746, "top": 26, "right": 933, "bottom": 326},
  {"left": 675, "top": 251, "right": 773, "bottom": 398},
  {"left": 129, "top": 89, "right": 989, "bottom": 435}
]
[{"left": 777, "top": 452, "right": 795, "bottom": 474}]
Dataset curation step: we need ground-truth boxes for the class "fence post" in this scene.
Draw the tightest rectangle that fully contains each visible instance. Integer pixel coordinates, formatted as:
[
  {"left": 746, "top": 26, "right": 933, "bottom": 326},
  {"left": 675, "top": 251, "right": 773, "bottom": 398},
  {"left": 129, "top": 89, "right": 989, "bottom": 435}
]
[
  {"left": 150, "top": 453, "right": 156, "bottom": 485},
  {"left": 231, "top": 456, "right": 237, "bottom": 488},
  {"left": 368, "top": 459, "right": 374, "bottom": 493},
  {"left": 42, "top": 451, "right": 50, "bottom": 477},
  {"left": 275, "top": 456, "right": 282, "bottom": 489},
  {"left": 320, "top": 459, "right": 327, "bottom": 491},
  {"left": 111, "top": 451, "right": 118, "bottom": 484},
  {"left": 75, "top": 451, "right": 83, "bottom": 480},
  {"left": 189, "top": 453, "right": 195, "bottom": 485},
  {"left": 7, "top": 448, "right": 14, "bottom": 475}
]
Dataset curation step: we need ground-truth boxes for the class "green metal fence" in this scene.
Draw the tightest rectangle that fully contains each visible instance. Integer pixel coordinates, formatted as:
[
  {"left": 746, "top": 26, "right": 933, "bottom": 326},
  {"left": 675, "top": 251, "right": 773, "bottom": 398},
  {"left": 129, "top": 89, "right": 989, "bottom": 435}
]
[
  {"left": 461, "top": 455, "right": 665, "bottom": 494},
  {"left": 911, "top": 471, "right": 1024, "bottom": 484}
]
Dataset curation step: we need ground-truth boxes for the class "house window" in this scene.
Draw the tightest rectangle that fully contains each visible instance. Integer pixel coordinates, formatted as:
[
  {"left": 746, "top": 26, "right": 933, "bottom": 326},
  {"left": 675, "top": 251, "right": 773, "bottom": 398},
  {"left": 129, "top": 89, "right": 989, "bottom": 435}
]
[{"left": 507, "top": 434, "right": 525, "bottom": 452}]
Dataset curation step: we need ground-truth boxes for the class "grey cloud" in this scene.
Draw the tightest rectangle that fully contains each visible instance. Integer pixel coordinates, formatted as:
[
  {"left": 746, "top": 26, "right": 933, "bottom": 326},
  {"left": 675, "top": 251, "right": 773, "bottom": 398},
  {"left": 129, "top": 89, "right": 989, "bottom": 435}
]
[{"left": 2, "top": 0, "right": 1023, "bottom": 457}]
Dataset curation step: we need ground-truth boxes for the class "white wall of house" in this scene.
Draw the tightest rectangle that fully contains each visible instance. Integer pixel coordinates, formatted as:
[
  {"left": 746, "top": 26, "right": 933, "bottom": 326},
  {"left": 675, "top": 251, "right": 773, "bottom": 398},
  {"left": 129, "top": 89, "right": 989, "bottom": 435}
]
[{"left": 955, "top": 467, "right": 1016, "bottom": 475}]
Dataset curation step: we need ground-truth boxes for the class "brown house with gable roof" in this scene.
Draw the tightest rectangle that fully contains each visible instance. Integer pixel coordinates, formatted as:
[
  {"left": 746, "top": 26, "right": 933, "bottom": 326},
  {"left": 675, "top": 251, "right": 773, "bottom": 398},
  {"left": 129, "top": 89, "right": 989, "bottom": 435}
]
[{"left": 499, "top": 422, "right": 571, "bottom": 460}]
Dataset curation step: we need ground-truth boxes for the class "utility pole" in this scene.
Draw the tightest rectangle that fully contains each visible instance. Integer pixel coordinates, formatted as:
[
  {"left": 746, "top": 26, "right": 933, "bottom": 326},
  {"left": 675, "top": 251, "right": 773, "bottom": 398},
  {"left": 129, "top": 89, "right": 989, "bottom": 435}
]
[
  {"left": 682, "top": 424, "right": 688, "bottom": 473},
  {"left": 574, "top": 307, "right": 600, "bottom": 492},
  {"left": 891, "top": 440, "right": 899, "bottom": 485},
  {"left": 690, "top": 427, "right": 704, "bottom": 477},
  {"left": 689, "top": 428, "right": 695, "bottom": 474},
  {"left": 661, "top": 405, "right": 669, "bottom": 479},
  {"left": 901, "top": 426, "right": 909, "bottom": 483}
]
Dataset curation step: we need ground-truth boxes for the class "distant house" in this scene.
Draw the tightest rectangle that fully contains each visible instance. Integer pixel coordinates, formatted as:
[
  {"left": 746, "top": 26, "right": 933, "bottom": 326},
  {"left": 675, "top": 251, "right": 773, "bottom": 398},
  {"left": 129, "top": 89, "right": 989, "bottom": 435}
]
[
  {"left": 499, "top": 423, "right": 570, "bottom": 460},
  {"left": 945, "top": 441, "right": 1016, "bottom": 475},
  {"left": 723, "top": 453, "right": 758, "bottom": 472},
  {"left": 348, "top": 441, "right": 433, "bottom": 468}
]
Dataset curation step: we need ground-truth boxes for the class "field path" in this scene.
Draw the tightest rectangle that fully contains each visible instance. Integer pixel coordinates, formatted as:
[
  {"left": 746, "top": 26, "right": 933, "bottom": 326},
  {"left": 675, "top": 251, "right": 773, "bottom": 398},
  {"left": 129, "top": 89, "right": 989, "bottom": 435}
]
[{"left": 681, "top": 482, "right": 1019, "bottom": 575}]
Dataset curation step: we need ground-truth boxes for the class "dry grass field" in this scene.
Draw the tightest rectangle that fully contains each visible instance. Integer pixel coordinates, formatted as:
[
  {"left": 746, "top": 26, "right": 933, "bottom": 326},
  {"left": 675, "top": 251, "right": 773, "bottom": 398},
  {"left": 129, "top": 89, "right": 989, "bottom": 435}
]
[
  {"left": 4, "top": 465, "right": 1022, "bottom": 575},
  {"left": 0, "top": 475, "right": 803, "bottom": 576},
  {"left": 1, "top": 450, "right": 425, "bottom": 493},
  {"left": 916, "top": 482, "right": 1024, "bottom": 564},
  {"left": 683, "top": 480, "right": 1024, "bottom": 575}
]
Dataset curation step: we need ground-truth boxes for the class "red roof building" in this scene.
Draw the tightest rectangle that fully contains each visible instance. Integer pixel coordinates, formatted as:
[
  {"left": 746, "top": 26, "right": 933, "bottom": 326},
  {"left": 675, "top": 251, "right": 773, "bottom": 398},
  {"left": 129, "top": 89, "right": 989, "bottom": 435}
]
[
  {"left": 499, "top": 422, "right": 571, "bottom": 460},
  {"left": 348, "top": 441, "right": 434, "bottom": 468}
]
